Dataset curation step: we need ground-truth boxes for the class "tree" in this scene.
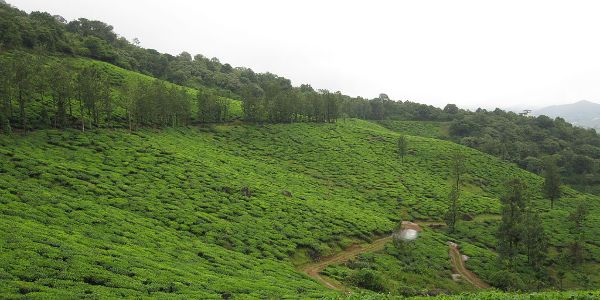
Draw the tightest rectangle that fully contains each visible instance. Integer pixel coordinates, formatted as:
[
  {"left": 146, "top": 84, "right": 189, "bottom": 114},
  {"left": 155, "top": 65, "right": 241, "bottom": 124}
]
[
  {"left": 349, "top": 269, "right": 387, "bottom": 293},
  {"left": 444, "top": 151, "right": 466, "bottom": 232},
  {"left": 450, "top": 151, "right": 466, "bottom": 190},
  {"left": 198, "top": 90, "right": 226, "bottom": 123},
  {"left": 397, "top": 135, "right": 408, "bottom": 163},
  {"left": 100, "top": 75, "right": 112, "bottom": 127},
  {"left": 49, "top": 63, "right": 73, "bottom": 128},
  {"left": 569, "top": 201, "right": 589, "bottom": 232},
  {"left": 555, "top": 250, "right": 568, "bottom": 290},
  {"left": 444, "top": 185, "right": 460, "bottom": 233},
  {"left": 241, "top": 84, "right": 264, "bottom": 122},
  {"left": 370, "top": 99, "right": 385, "bottom": 120},
  {"left": 542, "top": 158, "right": 561, "bottom": 209},
  {"left": 32, "top": 56, "right": 50, "bottom": 127},
  {"left": 571, "top": 155, "right": 593, "bottom": 175},
  {"left": 443, "top": 103, "right": 459, "bottom": 114},
  {"left": 523, "top": 208, "right": 547, "bottom": 270},
  {"left": 76, "top": 65, "right": 105, "bottom": 131},
  {"left": 568, "top": 202, "right": 589, "bottom": 265},
  {"left": 117, "top": 81, "right": 135, "bottom": 131},
  {"left": 0, "top": 57, "right": 13, "bottom": 132},
  {"left": 13, "top": 52, "right": 36, "bottom": 130},
  {"left": 324, "top": 91, "right": 340, "bottom": 123},
  {"left": 497, "top": 179, "right": 527, "bottom": 263}
]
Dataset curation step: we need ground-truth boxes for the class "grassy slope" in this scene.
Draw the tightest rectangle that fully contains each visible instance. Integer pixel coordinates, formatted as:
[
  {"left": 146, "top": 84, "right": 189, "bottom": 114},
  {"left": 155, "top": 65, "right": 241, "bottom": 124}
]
[{"left": 0, "top": 119, "right": 599, "bottom": 298}]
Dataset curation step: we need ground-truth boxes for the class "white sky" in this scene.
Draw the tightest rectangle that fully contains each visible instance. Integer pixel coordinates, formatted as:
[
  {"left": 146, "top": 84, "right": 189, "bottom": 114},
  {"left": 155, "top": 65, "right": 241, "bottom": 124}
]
[{"left": 9, "top": 0, "right": 600, "bottom": 109}]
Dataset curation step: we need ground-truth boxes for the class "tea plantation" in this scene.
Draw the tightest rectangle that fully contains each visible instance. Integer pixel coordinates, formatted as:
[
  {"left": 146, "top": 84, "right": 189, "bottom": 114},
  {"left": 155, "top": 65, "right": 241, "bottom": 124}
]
[{"left": 1, "top": 119, "right": 599, "bottom": 298}]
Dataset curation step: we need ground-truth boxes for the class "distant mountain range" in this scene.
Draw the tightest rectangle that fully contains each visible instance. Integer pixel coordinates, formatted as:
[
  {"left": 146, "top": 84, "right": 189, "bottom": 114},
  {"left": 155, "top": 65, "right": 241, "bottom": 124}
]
[{"left": 533, "top": 100, "right": 600, "bottom": 129}]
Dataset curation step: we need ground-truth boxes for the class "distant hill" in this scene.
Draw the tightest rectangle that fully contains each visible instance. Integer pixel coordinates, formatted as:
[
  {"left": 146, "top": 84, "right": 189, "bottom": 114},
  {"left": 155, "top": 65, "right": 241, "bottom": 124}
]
[{"left": 534, "top": 100, "right": 600, "bottom": 129}]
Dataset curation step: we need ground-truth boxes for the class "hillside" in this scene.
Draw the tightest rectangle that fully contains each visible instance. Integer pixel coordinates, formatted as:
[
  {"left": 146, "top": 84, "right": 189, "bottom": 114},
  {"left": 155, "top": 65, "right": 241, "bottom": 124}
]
[
  {"left": 1, "top": 119, "right": 599, "bottom": 298},
  {"left": 534, "top": 100, "right": 600, "bottom": 130},
  {"left": 5, "top": 0, "right": 600, "bottom": 200},
  {"left": 2, "top": 2, "right": 600, "bottom": 298}
]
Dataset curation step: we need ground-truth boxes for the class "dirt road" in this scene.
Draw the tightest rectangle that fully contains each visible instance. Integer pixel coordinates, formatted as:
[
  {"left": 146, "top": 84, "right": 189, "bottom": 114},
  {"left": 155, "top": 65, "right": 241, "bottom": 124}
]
[
  {"left": 298, "top": 235, "right": 393, "bottom": 291},
  {"left": 298, "top": 221, "right": 490, "bottom": 291},
  {"left": 448, "top": 242, "right": 490, "bottom": 289}
]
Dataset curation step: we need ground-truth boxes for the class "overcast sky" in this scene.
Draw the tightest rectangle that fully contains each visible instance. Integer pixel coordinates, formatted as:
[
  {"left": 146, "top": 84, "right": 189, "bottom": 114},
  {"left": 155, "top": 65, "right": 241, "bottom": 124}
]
[{"left": 9, "top": 0, "right": 600, "bottom": 109}]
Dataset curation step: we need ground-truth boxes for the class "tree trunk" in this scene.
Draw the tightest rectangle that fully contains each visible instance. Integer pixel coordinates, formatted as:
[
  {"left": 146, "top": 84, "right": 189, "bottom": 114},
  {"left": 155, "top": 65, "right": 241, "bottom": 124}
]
[
  {"left": 18, "top": 90, "right": 26, "bottom": 130},
  {"left": 80, "top": 99, "right": 85, "bottom": 132},
  {"left": 57, "top": 98, "right": 66, "bottom": 128}
]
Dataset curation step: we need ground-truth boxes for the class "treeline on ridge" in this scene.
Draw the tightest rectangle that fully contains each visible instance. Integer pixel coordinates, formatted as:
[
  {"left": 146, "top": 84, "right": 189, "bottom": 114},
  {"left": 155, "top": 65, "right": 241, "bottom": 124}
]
[
  {"left": 0, "top": 51, "right": 437, "bottom": 130},
  {"left": 0, "top": 1, "right": 446, "bottom": 129}
]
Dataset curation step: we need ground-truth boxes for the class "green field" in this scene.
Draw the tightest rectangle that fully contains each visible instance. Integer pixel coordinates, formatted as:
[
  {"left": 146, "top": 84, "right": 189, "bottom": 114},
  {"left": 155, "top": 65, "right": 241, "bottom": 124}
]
[{"left": 1, "top": 119, "right": 599, "bottom": 298}]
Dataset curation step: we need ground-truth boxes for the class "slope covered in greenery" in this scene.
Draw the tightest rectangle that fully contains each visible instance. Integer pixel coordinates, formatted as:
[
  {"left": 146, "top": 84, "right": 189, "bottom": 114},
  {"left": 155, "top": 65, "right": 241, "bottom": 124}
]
[
  {"left": 2, "top": 2, "right": 600, "bottom": 298},
  {"left": 5, "top": 0, "right": 600, "bottom": 198},
  {"left": 1, "top": 119, "right": 599, "bottom": 298}
]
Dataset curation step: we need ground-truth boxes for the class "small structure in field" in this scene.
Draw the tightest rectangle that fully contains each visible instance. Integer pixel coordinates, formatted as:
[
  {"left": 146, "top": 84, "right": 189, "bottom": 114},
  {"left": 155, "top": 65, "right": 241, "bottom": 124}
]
[{"left": 393, "top": 221, "right": 423, "bottom": 241}]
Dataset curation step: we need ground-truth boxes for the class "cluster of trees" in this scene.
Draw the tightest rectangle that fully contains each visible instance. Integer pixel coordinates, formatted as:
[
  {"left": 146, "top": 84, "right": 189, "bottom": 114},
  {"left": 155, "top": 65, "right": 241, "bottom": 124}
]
[
  {"left": 496, "top": 179, "right": 548, "bottom": 271},
  {"left": 0, "top": 52, "right": 195, "bottom": 132},
  {"left": 0, "top": 52, "right": 79, "bottom": 131},
  {"left": 565, "top": 203, "right": 589, "bottom": 266},
  {"left": 238, "top": 77, "right": 341, "bottom": 123},
  {"left": 124, "top": 80, "right": 192, "bottom": 129},
  {"left": 494, "top": 177, "right": 590, "bottom": 290},
  {"left": 447, "top": 110, "right": 600, "bottom": 194}
]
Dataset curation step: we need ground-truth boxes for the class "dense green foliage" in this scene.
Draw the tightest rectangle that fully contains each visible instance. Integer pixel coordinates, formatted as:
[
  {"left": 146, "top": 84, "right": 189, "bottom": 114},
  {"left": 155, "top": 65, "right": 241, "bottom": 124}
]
[
  {"left": 447, "top": 111, "right": 600, "bottom": 195},
  {"left": 381, "top": 116, "right": 600, "bottom": 196},
  {"left": 0, "top": 51, "right": 242, "bottom": 131}
]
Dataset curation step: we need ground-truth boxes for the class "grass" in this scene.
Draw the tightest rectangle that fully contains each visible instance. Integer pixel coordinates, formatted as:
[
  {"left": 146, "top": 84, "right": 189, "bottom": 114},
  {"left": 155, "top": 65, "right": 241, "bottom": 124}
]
[{"left": 0, "top": 117, "right": 599, "bottom": 298}]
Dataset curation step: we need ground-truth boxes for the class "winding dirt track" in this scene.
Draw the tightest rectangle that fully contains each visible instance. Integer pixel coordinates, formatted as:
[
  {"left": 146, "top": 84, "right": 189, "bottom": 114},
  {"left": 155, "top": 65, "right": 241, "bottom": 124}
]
[
  {"left": 298, "top": 222, "right": 489, "bottom": 291},
  {"left": 448, "top": 243, "right": 490, "bottom": 289},
  {"left": 299, "top": 236, "right": 393, "bottom": 291}
]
